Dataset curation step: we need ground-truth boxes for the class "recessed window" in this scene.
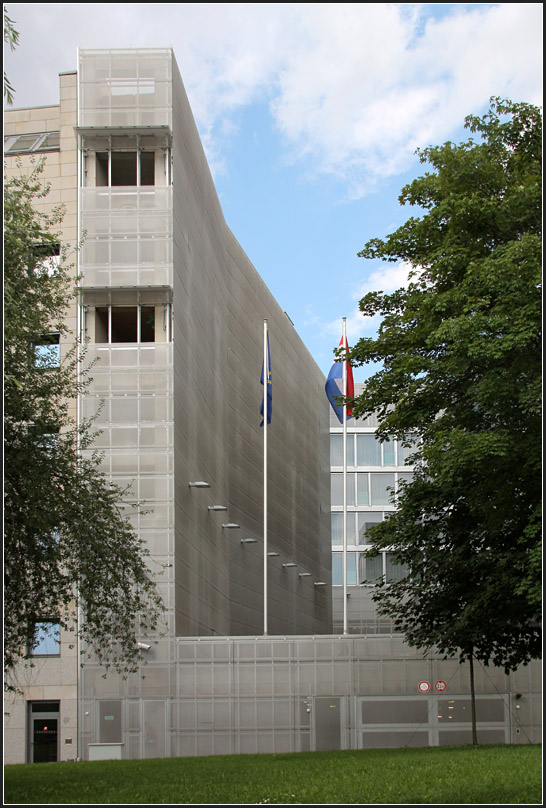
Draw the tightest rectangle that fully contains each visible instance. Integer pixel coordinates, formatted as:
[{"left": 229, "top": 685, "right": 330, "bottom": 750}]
[
  {"left": 95, "top": 151, "right": 155, "bottom": 186},
  {"left": 30, "top": 621, "right": 60, "bottom": 656},
  {"left": 93, "top": 305, "right": 160, "bottom": 343}
]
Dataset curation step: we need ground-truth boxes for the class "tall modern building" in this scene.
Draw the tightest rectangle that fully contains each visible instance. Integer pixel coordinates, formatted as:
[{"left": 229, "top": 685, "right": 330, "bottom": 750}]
[{"left": 4, "top": 48, "right": 541, "bottom": 764}]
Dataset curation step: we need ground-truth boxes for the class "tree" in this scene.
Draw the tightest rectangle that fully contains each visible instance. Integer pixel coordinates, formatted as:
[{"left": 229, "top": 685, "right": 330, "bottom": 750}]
[
  {"left": 4, "top": 5, "right": 19, "bottom": 105},
  {"left": 349, "top": 98, "right": 541, "bottom": 741},
  {"left": 4, "top": 161, "right": 166, "bottom": 684}
]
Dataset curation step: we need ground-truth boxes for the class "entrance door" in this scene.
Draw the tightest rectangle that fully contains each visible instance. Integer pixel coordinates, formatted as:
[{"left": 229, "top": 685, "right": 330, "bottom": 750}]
[{"left": 28, "top": 701, "right": 60, "bottom": 763}]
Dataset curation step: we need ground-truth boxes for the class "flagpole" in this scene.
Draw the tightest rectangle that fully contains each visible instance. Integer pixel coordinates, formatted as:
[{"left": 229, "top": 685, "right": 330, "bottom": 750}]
[
  {"left": 263, "top": 319, "right": 268, "bottom": 636},
  {"left": 342, "top": 317, "right": 348, "bottom": 635}
]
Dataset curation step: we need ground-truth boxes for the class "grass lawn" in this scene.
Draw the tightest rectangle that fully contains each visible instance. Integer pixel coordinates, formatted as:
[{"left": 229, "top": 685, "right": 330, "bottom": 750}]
[{"left": 3, "top": 744, "right": 542, "bottom": 804}]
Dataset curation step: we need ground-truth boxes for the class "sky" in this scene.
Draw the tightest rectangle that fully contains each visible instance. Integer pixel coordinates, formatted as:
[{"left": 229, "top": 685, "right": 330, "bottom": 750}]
[{"left": 4, "top": 3, "right": 543, "bottom": 380}]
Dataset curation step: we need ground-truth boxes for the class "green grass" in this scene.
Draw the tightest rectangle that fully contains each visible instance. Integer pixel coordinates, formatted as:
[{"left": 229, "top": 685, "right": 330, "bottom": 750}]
[{"left": 4, "top": 745, "right": 542, "bottom": 804}]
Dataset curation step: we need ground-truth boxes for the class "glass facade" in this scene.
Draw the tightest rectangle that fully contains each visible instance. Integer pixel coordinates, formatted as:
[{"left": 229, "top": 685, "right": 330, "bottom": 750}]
[{"left": 330, "top": 407, "right": 413, "bottom": 589}]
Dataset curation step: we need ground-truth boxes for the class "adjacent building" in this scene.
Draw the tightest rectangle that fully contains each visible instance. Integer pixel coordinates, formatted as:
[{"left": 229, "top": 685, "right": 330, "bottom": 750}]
[
  {"left": 4, "top": 48, "right": 541, "bottom": 764},
  {"left": 329, "top": 384, "right": 415, "bottom": 635}
]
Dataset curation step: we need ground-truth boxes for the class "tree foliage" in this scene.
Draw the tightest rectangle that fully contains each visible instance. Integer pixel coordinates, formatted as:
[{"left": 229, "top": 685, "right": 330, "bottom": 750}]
[
  {"left": 4, "top": 161, "right": 166, "bottom": 682},
  {"left": 350, "top": 98, "right": 541, "bottom": 673},
  {"left": 3, "top": 5, "right": 19, "bottom": 104}
]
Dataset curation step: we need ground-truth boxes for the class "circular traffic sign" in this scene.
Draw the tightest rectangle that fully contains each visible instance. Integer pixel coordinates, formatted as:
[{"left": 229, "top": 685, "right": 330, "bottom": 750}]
[
  {"left": 418, "top": 681, "right": 431, "bottom": 693},
  {"left": 435, "top": 680, "right": 447, "bottom": 692}
]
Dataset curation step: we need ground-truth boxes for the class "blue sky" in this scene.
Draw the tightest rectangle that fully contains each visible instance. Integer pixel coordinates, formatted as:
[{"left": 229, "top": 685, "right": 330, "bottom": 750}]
[{"left": 4, "top": 4, "right": 542, "bottom": 380}]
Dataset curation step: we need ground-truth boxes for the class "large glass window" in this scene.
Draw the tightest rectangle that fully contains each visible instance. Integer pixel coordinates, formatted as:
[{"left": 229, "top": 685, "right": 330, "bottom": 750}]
[
  {"left": 330, "top": 473, "right": 355, "bottom": 507},
  {"left": 358, "top": 552, "right": 384, "bottom": 584},
  {"left": 385, "top": 553, "right": 409, "bottom": 582},
  {"left": 332, "top": 553, "right": 343, "bottom": 586},
  {"left": 357, "top": 512, "right": 383, "bottom": 544},
  {"left": 397, "top": 472, "right": 413, "bottom": 495},
  {"left": 383, "top": 438, "right": 395, "bottom": 466},
  {"left": 356, "top": 473, "right": 369, "bottom": 505},
  {"left": 333, "top": 551, "right": 402, "bottom": 585},
  {"left": 370, "top": 473, "right": 395, "bottom": 506},
  {"left": 398, "top": 436, "right": 418, "bottom": 466},
  {"left": 356, "top": 434, "right": 381, "bottom": 466},
  {"left": 331, "top": 514, "right": 343, "bottom": 547},
  {"left": 331, "top": 513, "right": 356, "bottom": 546},
  {"left": 330, "top": 434, "right": 354, "bottom": 466}
]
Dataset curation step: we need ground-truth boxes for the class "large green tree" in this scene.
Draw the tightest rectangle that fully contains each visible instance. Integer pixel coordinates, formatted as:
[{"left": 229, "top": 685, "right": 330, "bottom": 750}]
[
  {"left": 4, "top": 161, "right": 165, "bottom": 683},
  {"left": 350, "top": 99, "right": 541, "bottom": 705}
]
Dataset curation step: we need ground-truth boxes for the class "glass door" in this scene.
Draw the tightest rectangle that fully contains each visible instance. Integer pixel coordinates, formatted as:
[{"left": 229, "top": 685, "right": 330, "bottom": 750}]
[{"left": 28, "top": 701, "right": 60, "bottom": 763}]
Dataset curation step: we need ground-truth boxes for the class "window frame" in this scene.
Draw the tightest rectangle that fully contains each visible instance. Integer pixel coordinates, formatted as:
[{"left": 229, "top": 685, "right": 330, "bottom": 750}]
[{"left": 29, "top": 620, "right": 61, "bottom": 657}]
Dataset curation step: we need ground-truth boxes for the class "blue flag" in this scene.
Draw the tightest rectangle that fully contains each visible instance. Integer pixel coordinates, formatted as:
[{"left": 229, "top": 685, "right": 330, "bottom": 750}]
[{"left": 260, "top": 333, "right": 272, "bottom": 426}]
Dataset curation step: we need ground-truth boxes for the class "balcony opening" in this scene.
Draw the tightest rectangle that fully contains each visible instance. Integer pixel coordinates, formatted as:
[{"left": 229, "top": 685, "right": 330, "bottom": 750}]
[
  {"left": 95, "top": 151, "right": 155, "bottom": 186},
  {"left": 94, "top": 305, "right": 160, "bottom": 343}
]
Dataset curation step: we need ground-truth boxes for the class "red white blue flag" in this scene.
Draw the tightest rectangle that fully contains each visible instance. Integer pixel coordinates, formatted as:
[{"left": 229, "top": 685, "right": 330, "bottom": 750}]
[{"left": 325, "top": 334, "right": 354, "bottom": 423}]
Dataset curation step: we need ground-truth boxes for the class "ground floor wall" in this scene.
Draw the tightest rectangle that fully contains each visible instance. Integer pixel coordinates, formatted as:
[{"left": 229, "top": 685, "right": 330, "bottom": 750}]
[
  {"left": 78, "top": 635, "right": 541, "bottom": 760},
  {"left": 5, "top": 635, "right": 541, "bottom": 764},
  {"left": 3, "top": 626, "right": 78, "bottom": 765}
]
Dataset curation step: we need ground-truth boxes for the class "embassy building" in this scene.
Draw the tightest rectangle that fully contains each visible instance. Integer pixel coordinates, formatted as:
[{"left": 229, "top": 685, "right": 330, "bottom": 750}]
[{"left": 4, "top": 49, "right": 540, "bottom": 764}]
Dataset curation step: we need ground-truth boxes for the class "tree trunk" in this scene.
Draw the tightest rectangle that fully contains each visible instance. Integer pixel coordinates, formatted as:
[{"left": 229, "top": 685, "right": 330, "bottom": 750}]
[{"left": 469, "top": 649, "right": 478, "bottom": 745}]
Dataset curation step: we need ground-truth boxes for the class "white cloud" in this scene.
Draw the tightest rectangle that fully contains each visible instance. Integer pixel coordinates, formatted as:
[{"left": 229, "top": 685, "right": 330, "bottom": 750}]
[
  {"left": 6, "top": 3, "right": 542, "bottom": 192},
  {"left": 268, "top": 4, "right": 542, "bottom": 194},
  {"left": 313, "top": 260, "right": 415, "bottom": 347}
]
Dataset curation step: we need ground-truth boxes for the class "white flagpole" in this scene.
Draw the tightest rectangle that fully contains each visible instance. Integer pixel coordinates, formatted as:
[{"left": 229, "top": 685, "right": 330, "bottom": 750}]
[
  {"left": 263, "top": 319, "right": 268, "bottom": 636},
  {"left": 342, "top": 317, "right": 348, "bottom": 635}
]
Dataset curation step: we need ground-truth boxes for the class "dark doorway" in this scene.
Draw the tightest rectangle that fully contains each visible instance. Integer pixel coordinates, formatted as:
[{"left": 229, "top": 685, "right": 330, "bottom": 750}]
[{"left": 28, "top": 701, "right": 60, "bottom": 763}]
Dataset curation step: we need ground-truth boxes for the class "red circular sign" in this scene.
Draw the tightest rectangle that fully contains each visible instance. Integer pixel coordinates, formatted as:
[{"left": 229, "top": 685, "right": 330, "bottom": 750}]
[
  {"left": 435, "top": 680, "right": 447, "bottom": 692},
  {"left": 418, "top": 681, "right": 430, "bottom": 693}
]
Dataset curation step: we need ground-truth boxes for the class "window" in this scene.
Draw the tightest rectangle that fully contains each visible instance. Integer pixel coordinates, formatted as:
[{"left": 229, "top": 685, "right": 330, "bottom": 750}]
[
  {"left": 398, "top": 436, "right": 418, "bottom": 466},
  {"left": 397, "top": 472, "right": 413, "bottom": 494},
  {"left": 331, "top": 514, "right": 343, "bottom": 547},
  {"left": 330, "top": 434, "right": 354, "bottom": 466},
  {"left": 331, "top": 512, "right": 356, "bottom": 546},
  {"left": 358, "top": 552, "right": 384, "bottom": 584},
  {"left": 31, "top": 243, "right": 61, "bottom": 276},
  {"left": 332, "top": 550, "right": 408, "bottom": 586},
  {"left": 385, "top": 553, "right": 409, "bottom": 582},
  {"left": 93, "top": 305, "right": 160, "bottom": 343},
  {"left": 370, "top": 473, "right": 395, "bottom": 506},
  {"left": 30, "top": 621, "right": 60, "bottom": 656},
  {"left": 356, "top": 473, "right": 369, "bottom": 505},
  {"left": 357, "top": 512, "right": 383, "bottom": 544},
  {"left": 95, "top": 150, "right": 156, "bottom": 186},
  {"left": 356, "top": 434, "right": 397, "bottom": 466},
  {"left": 330, "top": 473, "right": 355, "bottom": 507},
  {"left": 34, "top": 333, "right": 60, "bottom": 368},
  {"left": 4, "top": 131, "right": 60, "bottom": 154},
  {"left": 357, "top": 434, "right": 381, "bottom": 466}
]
